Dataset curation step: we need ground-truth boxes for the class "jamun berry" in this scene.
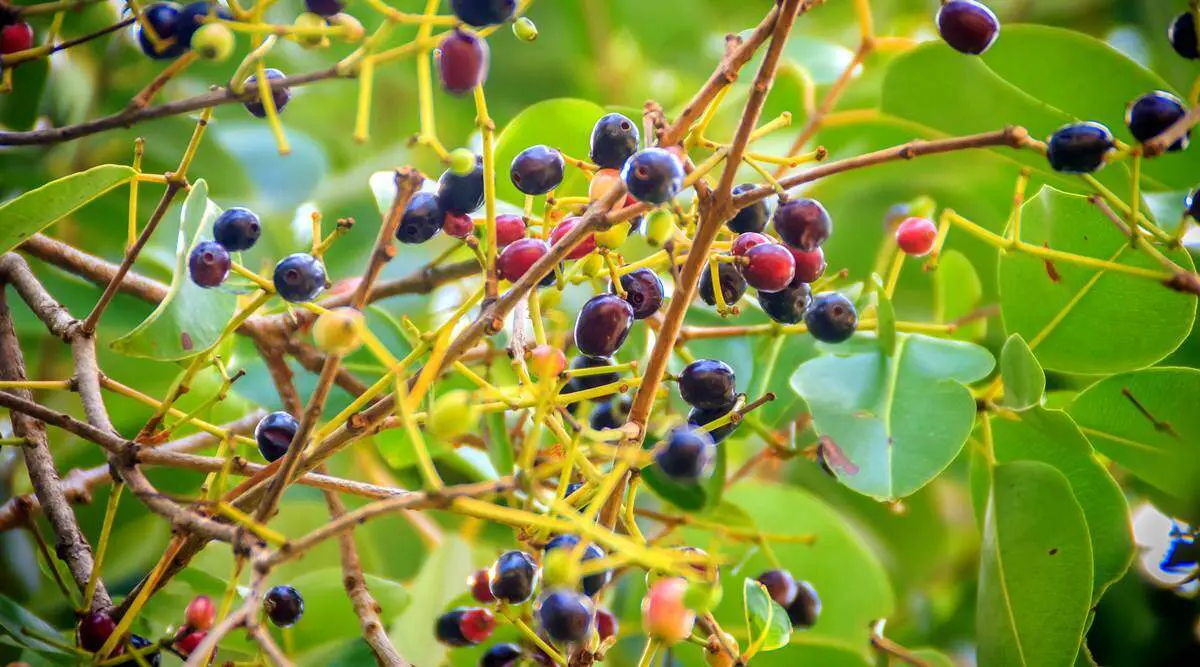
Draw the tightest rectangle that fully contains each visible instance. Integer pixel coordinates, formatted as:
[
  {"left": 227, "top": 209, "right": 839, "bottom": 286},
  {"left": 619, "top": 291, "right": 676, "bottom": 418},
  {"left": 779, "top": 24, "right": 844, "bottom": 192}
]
[
  {"left": 497, "top": 238, "right": 550, "bottom": 282},
  {"left": 255, "top": 411, "right": 298, "bottom": 462},
  {"left": 1126, "top": 91, "right": 1190, "bottom": 152},
  {"left": 0, "top": 20, "right": 34, "bottom": 54},
  {"left": 176, "top": 2, "right": 233, "bottom": 49},
  {"left": 787, "top": 581, "right": 821, "bottom": 628},
  {"left": 595, "top": 607, "right": 618, "bottom": 641},
  {"left": 114, "top": 635, "right": 160, "bottom": 667},
  {"left": 175, "top": 630, "right": 206, "bottom": 656},
  {"left": 243, "top": 68, "right": 291, "bottom": 118},
  {"left": 397, "top": 192, "right": 445, "bottom": 244},
  {"left": 451, "top": 0, "right": 516, "bottom": 27},
  {"left": 895, "top": 217, "right": 938, "bottom": 257},
  {"left": 137, "top": 3, "right": 186, "bottom": 59},
  {"left": 544, "top": 534, "right": 611, "bottom": 596},
  {"left": 438, "top": 155, "right": 486, "bottom": 215},
  {"left": 742, "top": 243, "right": 796, "bottom": 293},
  {"left": 529, "top": 343, "right": 567, "bottom": 378},
  {"left": 757, "top": 282, "right": 812, "bottom": 325},
  {"left": 936, "top": 0, "right": 1000, "bottom": 55},
  {"left": 756, "top": 569, "right": 798, "bottom": 609},
  {"left": 1046, "top": 122, "right": 1114, "bottom": 174},
  {"left": 438, "top": 29, "right": 489, "bottom": 95},
  {"left": 654, "top": 427, "right": 716, "bottom": 484},
  {"left": 549, "top": 217, "right": 596, "bottom": 260},
  {"left": 678, "top": 359, "right": 736, "bottom": 411},
  {"left": 482, "top": 643, "right": 523, "bottom": 667},
  {"left": 312, "top": 307, "right": 364, "bottom": 355},
  {"left": 304, "top": 0, "right": 344, "bottom": 18},
  {"left": 495, "top": 214, "right": 526, "bottom": 246},
  {"left": 78, "top": 610, "right": 116, "bottom": 652},
  {"left": 774, "top": 198, "right": 831, "bottom": 251},
  {"left": 538, "top": 589, "right": 594, "bottom": 643},
  {"left": 731, "top": 232, "right": 771, "bottom": 257},
  {"left": 699, "top": 262, "right": 747, "bottom": 307},
  {"left": 1170, "top": 12, "right": 1199, "bottom": 60},
  {"left": 488, "top": 550, "right": 539, "bottom": 604},
  {"left": 590, "top": 113, "right": 640, "bottom": 170},
  {"left": 788, "top": 246, "right": 826, "bottom": 285},
  {"left": 613, "top": 268, "right": 664, "bottom": 319},
  {"left": 687, "top": 406, "right": 736, "bottom": 444},
  {"left": 641, "top": 577, "right": 696, "bottom": 645},
  {"left": 435, "top": 607, "right": 495, "bottom": 646},
  {"left": 213, "top": 207, "right": 261, "bottom": 251},
  {"left": 468, "top": 569, "right": 495, "bottom": 603},
  {"left": 589, "top": 396, "right": 631, "bottom": 431},
  {"left": 185, "top": 594, "right": 216, "bottom": 631},
  {"left": 805, "top": 292, "right": 857, "bottom": 344},
  {"left": 1186, "top": 188, "right": 1200, "bottom": 221},
  {"left": 273, "top": 253, "right": 326, "bottom": 302},
  {"left": 573, "top": 294, "right": 634, "bottom": 358},
  {"left": 442, "top": 212, "right": 475, "bottom": 238},
  {"left": 622, "top": 148, "right": 684, "bottom": 204},
  {"left": 589, "top": 168, "right": 636, "bottom": 211},
  {"left": 264, "top": 585, "right": 304, "bottom": 627},
  {"left": 728, "top": 185, "right": 769, "bottom": 233},
  {"left": 188, "top": 241, "right": 230, "bottom": 288},
  {"left": 511, "top": 145, "right": 565, "bottom": 195}
]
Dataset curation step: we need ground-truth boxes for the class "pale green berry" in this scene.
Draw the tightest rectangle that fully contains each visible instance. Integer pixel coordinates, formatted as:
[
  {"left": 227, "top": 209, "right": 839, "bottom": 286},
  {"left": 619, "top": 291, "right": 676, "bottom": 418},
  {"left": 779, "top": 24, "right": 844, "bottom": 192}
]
[
  {"left": 428, "top": 390, "right": 479, "bottom": 439},
  {"left": 512, "top": 17, "right": 538, "bottom": 42},
  {"left": 192, "top": 23, "right": 235, "bottom": 62},
  {"left": 294, "top": 13, "right": 328, "bottom": 49},
  {"left": 645, "top": 209, "right": 678, "bottom": 247},
  {"left": 448, "top": 148, "right": 477, "bottom": 176}
]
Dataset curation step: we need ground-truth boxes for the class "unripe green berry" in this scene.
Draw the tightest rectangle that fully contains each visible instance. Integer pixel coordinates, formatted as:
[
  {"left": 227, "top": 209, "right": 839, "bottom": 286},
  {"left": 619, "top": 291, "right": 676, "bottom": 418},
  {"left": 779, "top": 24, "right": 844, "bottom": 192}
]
[
  {"left": 328, "top": 13, "right": 364, "bottom": 42},
  {"left": 192, "top": 23, "right": 235, "bottom": 62},
  {"left": 580, "top": 254, "right": 606, "bottom": 278},
  {"left": 540, "top": 549, "right": 578, "bottom": 589},
  {"left": 294, "top": 13, "right": 328, "bottom": 49},
  {"left": 683, "top": 580, "right": 722, "bottom": 613},
  {"left": 448, "top": 148, "right": 477, "bottom": 176},
  {"left": 312, "top": 307, "right": 364, "bottom": 355},
  {"left": 512, "top": 17, "right": 538, "bottom": 42},
  {"left": 645, "top": 209, "right": 678, "bottom": 247},
  {"left": 428, "top": 389, "right": 479, "bottom": 439}
]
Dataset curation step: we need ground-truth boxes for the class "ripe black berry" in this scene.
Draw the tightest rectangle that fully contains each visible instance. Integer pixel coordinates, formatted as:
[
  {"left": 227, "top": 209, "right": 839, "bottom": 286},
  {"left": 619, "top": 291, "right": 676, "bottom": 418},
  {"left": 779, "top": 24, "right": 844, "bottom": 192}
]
[
  {"left": 699, "top": 262, "right": 747, "bottom": 307},
  {"left": 544, "top": 534, "right": 611, "bottom": 596},
  {"left": 112, "top": 635, "right": 160, "bottom": 667},
  {"left": 538, "top": 589, "right": 594, "bottom": 644},
  {"left": 438, "top": 156, "right": 485, "bottom": 215},
  {"left": 936, "top": 0, "right": 1000, "bottom": 55},
  {"left": 622, "top": 148, "right": 684, "bottom": 204},
  {"left": 756, "top": 569, "right": 798, "bottom": 609},
  {"left": 679, "top": 359, "right": 736, "bottom": 411},
  {"left": 244, "top": 68, "right": 291, "bottom": 118},
  {"left": 213, "top": 207, "right": 261, "bottom": 251},
  {"left": 742, "top": 243, "right": 796, "bottom": 293},
  {"left": 590, "top": 113, "right": 639, "bottom": 169},
  {"left": 497, "top": 238, "right": 549, "bottom": 282},
  {"left": 728, "top": 185, "right": 769, "bottom": 233},
  {"left": 451, "top": 0, "right": 516, "bottom": 27},
  {"left": 255, "top": 411, "right": 298, "bottom": 462},
  {"left": 1170, "top": 12, "right": 1199, "bottom": 60},
  {"left": 613, "top": 268, "right": 664, "bottom": 319},
  {"left": 564, "top": 355, "right": 620, "bottom": 394},
  {"left": 482, "top": 643, "right": 523, "bottom": 667},
  {"left": 264, "top": 585, "right": 304, "bottom": 627},
  {"left": 511, "top": 145, "right": 565, "bottom": 195},
  {"left": 488, "top": 550, "right": 538, "bottom": 604},
  {"left": 273, "top": 253, "right": 326, "bottom": 302},
  {"left": 137, "top": 3, "right": 186, "bottom": 59},
  {"left": 757, "top": 283, "right": 812, "bottom": 324},
  {"left": 438, "top": 29, "right": 489, "bottom": 95},
  {"left": 304, "top": 0, "right": 344, "bottom": 18},
  {"left": 653, "top": 427, "right": 716, "bottom": 484},
  {"left": 1126, "top": 91, "right": 1190, "bottom": 151},
  {"left": 397, "top": 192, "right": 445, "bottom": 244},
  {"left": 176, "top": 2, "right": 233, "bottom": 48},
  {"left": 589, "top": 396, "right": 631, "bottom": 431},
  {"left": 787, "top": 581, "right": 821, "bottom": 628},
  {"left": 687, "top": 406, "right": 736, "bottom": 444},
  {"left": 188, "top": 241, "right": 230, "bottom": 288},
  {"left": 78, "top": 610, "right": 116, "bottom": 652},
  {"left": 573, "top": 294, "right": 634, "bottom": 358},
  {"left": 774, "top": 198, "right": 831, "bottom": 251},
  {"left": 805, "top": 292, "right": 857, "bottom": 343},
  {"left": 1046, "top": 122, "right": 1114, "bottom": 174}
]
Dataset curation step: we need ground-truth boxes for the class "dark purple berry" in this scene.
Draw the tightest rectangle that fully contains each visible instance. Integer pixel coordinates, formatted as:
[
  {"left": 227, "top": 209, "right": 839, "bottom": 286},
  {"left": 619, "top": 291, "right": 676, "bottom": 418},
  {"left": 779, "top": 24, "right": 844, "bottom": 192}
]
[
  {"left": 450, "top": 0, "right": 516, "bottom": 27},
  {"left": 1126, "top": 91, "right": 1190, "bottom": 151},
  {"left": 511, "top": 145, "right": 565, "bottom": 195},
  {"left": 78, "top": 611, "right": 116, "bottom": 652},
  {"left": 272, "top": 253, "right": 326, "bottom": 303},
  {"left": 213, "top": 207, "right": 261, "bottom": 251},
  {"left": 436, "top": 608, "right": 494, "bottom": 646},
  {"left": 653, "top": 427, "right": 716, "bottom": 484},
  {"left": 589, "top": 396, "right": 631, "bottom": 431},
  {"left": 805, "top": 292, "right": 857, "bottom": 344},
  {"left": 438, "top": 29, "right": 489, "bottom": 95},
  {"left": 621, "top": 148, "right": 684, "bottom": 204},
  {"left": 538, "top": 589, "right": 594, "bottom": 644},
  {"left": 255, "top": 411, "right": 298, "bottom": 462},
  {"left": 936, "top": 0, "right": 1000, "bottom": 55},
  {"left": 176, "top": 2, "right": 233, "bottom": 48},
  {"left": 1046, "top": 122, "right": 1114, "bottom": 174},
  {"left": 397, "top": 192, "right": 445, "bottom": 244},
  {"left": 1186, "top": 188, "right": 1200, "bottom": 221},
  {"left": 1170, "top": 12, "right": 1199, "bottom": 60},
  {"left": 438, "top": 156, "right": 485, "bottom": 215},
  {"left": 687, "top": 405, "right": 736, "bottom": 444},
  {"left": 244, "top": 68, "right": 291, "bottom": 118},
  {"left": 756, "top": 569, "right": 798, "bottom": 609},
  {"left": 728, "top": 185, "right": 769, "bottom": 233},
  {"left": 564, "top": 355, "right": 620, "bottom": 394},
  {"left": 304, "top": 0, "right": 344, "bottom": 18},
  {"left": 757, "top": 283, "right": 812, "bottom": 325},
  {"left": 698, "top": 262, "right": 747, "bottom": 308},
  {"left": 188, "top": 241, "right": 230, "bottom": 288},
  {"left": 774, "top": 198, "right": 831, "bottom": 251},
  {"left": 488, "top": 550, "right": 538, "bottom": 604},
  {"left": 112, "top": 635, "right": 160, "bottom": 667},
  {"left": 573, "top": 294, "right": 634, "bottom": 358},
  {"left": 613, "top": 268, "right": 664, "bottom": 319},
  {"left": 590, "top": 113, "right": 639, "bottom": 170},
  {"left": 544, "top": 535, "right": 611, "bottom": 596},
  {"left": 264, "top": 585, "right": 304, "bottom": 627},
  {"left": 678, "top": 359, "right": 736, "bottom": 411},
  {"left": 481, "top": 643, "right": 523, "bottom": 667},
  {"left": 787, "top": 581, "right": 821, "bottom": 628},
  {"left": 137, "top": 2, "right": 186, "bottom": 59}
]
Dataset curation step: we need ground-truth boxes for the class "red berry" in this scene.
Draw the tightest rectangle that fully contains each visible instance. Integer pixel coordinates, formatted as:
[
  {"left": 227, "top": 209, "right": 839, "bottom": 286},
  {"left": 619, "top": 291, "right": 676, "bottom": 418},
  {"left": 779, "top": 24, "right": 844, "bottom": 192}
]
[
  {"left": 495, "top": 214, "right": 526, "bottom": 246},
  {"left": 731, "top": 232, "right": 771, "bottom": 257},
  {"left": 459, "top": 607, "right": 496, "bottom": 644},
  {"left": 742, "top": 244, "right": 796, "bottom": 293},
  {"left": 78, "top": 611, "right": 116, "bottom": 652},
  {"left": 175, "top": 630, "right": 206, "bottom": 655},
  {"left": 186, "top": 595, "right": 216, "bottom": 631},
  {"left": 442, "top": 212, "right": 474, "bottom": 238},
  {"left": 549, "top": 217, "right": 595, "bottom": 260},
  {"left": 641, "top": 578, "right": 695, "bottom": 645},
  {"left": 468, "top": 569, "right": 495, "bottom": 603},
  {"left": 788, "top": 246, "right": 826, "bottom": 285},
  {"left": 437, "top": 29, "right": 489, "bottom": 95},
  {"left": 530, "top": 344, "right": 567, "bottom": 378},
  {"left": 497, "top": 238, "right": 550, "bottom": 282},
  {"left": 595, "top": 607, "right": 619, "bottom": 641},
  {"left": 774, "top": 198, "right": 832, "bottom": 251},
  {"left": 0, "top": 21, "right": 34, "bottom": 54},
  {"left": 895, "top": 217, "right": 937, "bottom": 256}
]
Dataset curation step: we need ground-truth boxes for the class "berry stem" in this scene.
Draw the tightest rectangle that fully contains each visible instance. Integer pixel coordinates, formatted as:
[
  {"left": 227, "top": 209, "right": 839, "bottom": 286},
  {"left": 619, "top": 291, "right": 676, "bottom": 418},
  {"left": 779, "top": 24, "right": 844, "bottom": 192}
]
[
  {"left": 353, "top": 56, "right": 376, "bottom": 143},
  {"left": 475, "top": 83, "right": 501, "bottom": 300},
  {"left": 635, "top": 637, "right": 660, "bottom": 667}
]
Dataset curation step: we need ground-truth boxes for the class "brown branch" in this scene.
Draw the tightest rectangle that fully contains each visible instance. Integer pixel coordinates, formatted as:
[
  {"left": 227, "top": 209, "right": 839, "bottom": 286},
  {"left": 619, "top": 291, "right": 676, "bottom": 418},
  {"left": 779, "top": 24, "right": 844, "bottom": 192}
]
[
  {"left": 21, "top": 233, "right": 169, "bottom": 303},
  {"left": 285, "top": 339, "right": 370, "bottom": 397},
  {"left": 1144, "top": 105, "right": 1200, "bottom": 158}
]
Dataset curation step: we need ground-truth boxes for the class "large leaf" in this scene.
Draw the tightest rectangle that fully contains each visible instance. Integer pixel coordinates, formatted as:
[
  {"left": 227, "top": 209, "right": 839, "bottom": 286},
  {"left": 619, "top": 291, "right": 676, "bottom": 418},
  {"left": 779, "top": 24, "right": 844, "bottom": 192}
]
[
  {"left": 743, "top": 579, "right": 792, "bottom": 654},
  {"left": 989, "top": 409, "right": 1133, "bottom": 600},
  {"left": 790, "top": 333, "right": 994, "bottom": 499},
  {"left": 1068, "top": 368, "right": 1200, "bottom": 508},
  {"left": 999, "top": 334, "right": 1044, "bottom": 410},
  {"left": 110, "top": 179, "right": 239, "bottom": 360},
  {"left": 0, "top": 164, "right": 135, "bottom": 254},
  {"left": 0, "top": 593, "right": 73, "bottom": 663},
  {"left": 285, "top": 567, "right": 410, "bottom": 652},
  {"left": 977, "top": 461, "right": 1092, "bottom": 667},
  {"left": 998, "top": 187, "right": 1195, "bottom": 374},
  {"left": 933, "top": 250, "right": 986, "bottom": 341},
  {"left": 494, "top": 98, "right": 607, "bottom": 205},
  {"left": 387, "top": 536, "right": 474, "bottom": 667}
]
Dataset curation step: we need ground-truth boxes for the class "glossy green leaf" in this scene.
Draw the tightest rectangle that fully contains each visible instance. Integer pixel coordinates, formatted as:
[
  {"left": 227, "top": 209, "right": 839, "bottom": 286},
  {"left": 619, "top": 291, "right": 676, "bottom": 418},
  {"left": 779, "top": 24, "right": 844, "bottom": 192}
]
[
  {"left": 387, "top": 536, "right": 474, "bottom": 667},
  {"left": 998, "top": 187, "right": 1195, "bottom": 374},
  {"left": 933, "top": 250, "right": 987, "bottom": 341},
  {"left": 749, "top": 637, "right": 873, "bottom": 667},
  {"left": 111, "top": 179, "right": 239, "bottom": 360},
  {"left": 0, "top": 593, "right": 72, "bottom": 662},
  {"left": 1000, "top": 334, "right": 1045, "bottom": 410},
  {"left": 1069, "top": 368, "right": 1200, "bottom": 508},
  {"left": 486, "top": 411, "right": 515, "bottom": 475},
  {"left": 977, "top": 461, "right": 1092, "bottom": 667},
  {"left": 744, "top": 578, "right": 792, "bottom": 654},
  {"left": 494, "top": 98, "right": 607, "bottom": 205},
  {"left": 640, "top": 434, "right": 726, "bottom": 512},
  {"left": 285, "top": 567, "right": 410, "bottom": 652},
  {"left": 0, "top": 164, "right": 135, "bottom": 254},
  {"left": 790, "top": 334, "right": 994, "bottom": 499},
  {"left": 990, "top": 408, "right": 1133, "bottom": 600},
  {"left": 911, "top": 649, "right": 957, "bottom": 667}
]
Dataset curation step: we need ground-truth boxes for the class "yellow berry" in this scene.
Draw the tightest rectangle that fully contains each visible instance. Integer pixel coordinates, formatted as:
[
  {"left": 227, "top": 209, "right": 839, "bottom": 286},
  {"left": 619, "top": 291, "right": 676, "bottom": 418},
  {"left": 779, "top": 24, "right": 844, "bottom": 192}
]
[
  {"left": 529, "top": 344, "right": 566, "bottom": 379},
  {"left": 312, "top": 307, "right": 364, "bottom": 355},
  {"left": 192, "top": 23, "right": 235, "bottom": 62},
  {"left": 512, "top": 17, "right": 538, "bottom": 42},
  {"left": 293, "top": 13, "right": 328, "bottom": 49},
  {"left": 645, "top": 209, "right": 678, "bottom": 247},
  {"left": 580, "top": 254, "right": 606, "bottom": 278},
  {"left": 594, "top": 222, "right": 630, "bottom": 249}
]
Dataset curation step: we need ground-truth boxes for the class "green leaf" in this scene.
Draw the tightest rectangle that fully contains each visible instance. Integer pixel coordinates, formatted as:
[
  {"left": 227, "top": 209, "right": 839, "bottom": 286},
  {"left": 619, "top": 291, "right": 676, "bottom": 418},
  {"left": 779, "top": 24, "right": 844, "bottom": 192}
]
[
  {"left": 934, "top": 251, "right": 987, "bottom": 342},
  {"left": 387, "top": 536, "right": 474, "bottom": 667},
  {"left": 0, "top": 164, "right": 136, "bottom": 254},
  {"left": 486, "top": 411, "right": 515, "bottom": 476},
  {"left": 1068, "top": 368, "right": 1200, "bottom": 508},
  {"left": 790, "top": 334, "right": 994, "bottom": 499},
  {"left": 640, "top": 434, "right": 726, "bottom": 512},
  {"left": 110, "top": 179, "right": 239, "bottom": 360},
  {"left": 910, "top": 649, "right": 957, "bottom": 667},
  {"left": 743, "top": 578, "right": 792, "bottom": 654},
  {"left": 494, "top": 98, "right": 607, "bottom": 205},
  {"left": 285, "top": 567, "right": 410, "bottom": 652},
  {"left": 0, "top": 593, "right": 72, "bottom": 662},
  {"left": 873, "top": 277, "right": 897, "bottom": 357},
  {"left": 989, "top": 408, "right": 1133, "bottom": 600},
  {"left": 999, "top": 334, "right": 1044, "bottom": 410},
  {"left": 998, "top": 187, "right": 1195, "bottom": 374},
  {"left": 0, "top": 57, "right": 49, "bottom": 131},
  {"left": 977, "top": 461, "right": 1092, "bottom": 667}
]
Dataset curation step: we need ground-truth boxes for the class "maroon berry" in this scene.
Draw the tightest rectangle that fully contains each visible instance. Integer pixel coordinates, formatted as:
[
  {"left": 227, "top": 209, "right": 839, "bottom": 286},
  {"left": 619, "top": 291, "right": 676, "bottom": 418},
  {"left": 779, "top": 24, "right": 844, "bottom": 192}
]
[
  {"left": 437, "top": 29, "right": 489, "bottom": 95},
  {"left": 937, "top": 0, "right": 1000, "bottom": 55},
  {"left": 0, "top": 21, "right": 34, "bottom": 54},
  {"left": 595, "top": 607, "right": 619, "bottom": 641},
  {"left": 495, "top": 214, "right": 526, "bottom": 246},
  {"left": 78, "top": 611, "right": 116, "bottom": 652},
  {"left": 756, "top": 570, "right": 798, "bottom": 609},
  {"left": 186, "top": 595, "right": 216, "bottom": 631},
  {"left": 574, "top": 294, "right": 634, "bottom": 358},
  {"left": 731, "top": 232, "right": 771, "bottom": 257},
  {"left": 895, "top": 217, "right": 937, "bottom": 256},
  {"left": 614, "top": 268, "right": 664, "bottom": 319},
  {"left": 175, "top": 630, "right": 206, "bottom": 656},
  {"left": 549, "top": 217, "right": 595, "bottom": 260},
  {"left": 188, "top": 240, "right": 230, "bottom": 288},
  {"left": 443, "top": 212, "right": 474, "bottom": 238},
  {"left": 459, "top": 607, "right": 496, "bottom": 644},
  {"left": 788, "top": 246, "right": 826, "bottom": 285},
  {"left": 497, "top": 238, "right": 550, "bottom": 282},
  {"left": 742, "top": 244, "right": 795, "bottom": 293},
  {"left": 468, "top": 569, "right": 496, "bottom": 603},
  {"left": 774, "top": 198, "right": 832, "bottom": 251}
]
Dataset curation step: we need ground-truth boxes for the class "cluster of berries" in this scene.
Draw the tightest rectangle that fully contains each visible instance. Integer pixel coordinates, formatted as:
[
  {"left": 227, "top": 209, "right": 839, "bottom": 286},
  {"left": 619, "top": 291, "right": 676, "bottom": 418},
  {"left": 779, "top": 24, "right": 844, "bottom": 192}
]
[{"left": 135, "top": 2, "right": 235, "bottom": 61}]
